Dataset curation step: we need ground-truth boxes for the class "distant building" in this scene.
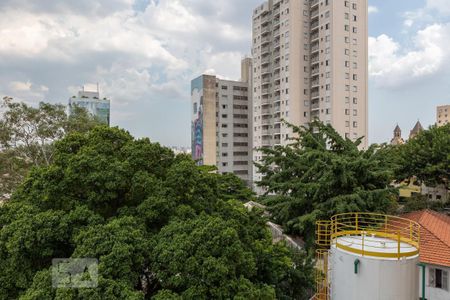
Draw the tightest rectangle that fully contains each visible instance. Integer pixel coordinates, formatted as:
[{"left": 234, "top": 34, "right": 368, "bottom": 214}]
[
  {"left": 169, "top": 146, "right": 191, "bottom": 155},
  {"left": 437, "top": 105, "right": 450, "bottom": 127},
  {"left": 409, "top": 120, "right": 424, "bottom": 139},
  {"left": 402, "top": 210, "right": 450, "bottom": 300},
  {"left": 68, "top": 89, "right": 110, "bottom": 125},
  {"left": 390, "top": 124, "right": 404, "bottom": 145},
  {"left": 191, "top": 59, "right": 252, "bottom": 186}
]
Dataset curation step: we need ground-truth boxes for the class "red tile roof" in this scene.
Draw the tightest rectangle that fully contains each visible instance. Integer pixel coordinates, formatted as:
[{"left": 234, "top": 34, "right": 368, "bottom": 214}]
[{"left": 402, "top": 209, "right": 450, "bottom": 267}]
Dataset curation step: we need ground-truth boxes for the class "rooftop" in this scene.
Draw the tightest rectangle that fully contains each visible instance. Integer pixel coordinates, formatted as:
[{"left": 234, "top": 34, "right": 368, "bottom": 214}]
[{"left": 402, "top": 209, "right": 450, "bottom": 267}]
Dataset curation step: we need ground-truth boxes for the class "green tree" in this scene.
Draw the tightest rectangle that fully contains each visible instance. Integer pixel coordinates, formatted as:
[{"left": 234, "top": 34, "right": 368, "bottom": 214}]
[
  {"left": 256, "top": 121, "right": 397, "bottom": 248},
  {"left": 0, "top": 97, "right": 100, "bottom": 199},
  {"left": 395, "top": 123, "right": 450, "bottom": 188},
  {"left": 0, "top": 126, "right": 313, "bottom": 299}
]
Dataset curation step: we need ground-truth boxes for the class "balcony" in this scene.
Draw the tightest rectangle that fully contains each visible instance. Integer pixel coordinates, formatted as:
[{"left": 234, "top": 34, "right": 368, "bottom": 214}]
[
  {"left": 273, "top": 126, "right": 281, "bottom": 134},
  {"left": 311, "top": 0, "right": 319, "bottom": 8},
  {"left": 261, "top": 36, "right": 270, "bottom": 45},
  {"left": 311, "top": 79, "right": 319, "bottom": 87},
  {"left": 273, "top": 72, "right": 280, "bottom": 80},
  {"left": 261, "top": 108, "right": 271, "bottom": 115},
  {"left": 261, "top": 26, "right": 270, "bottom": 35},
  {"left": 273, "top": 28, "right": 280, "bottom": 37},
  {"left": 311, "top": 68, "right": 319, "bottom": 75},
  {"left": 273, "top": 61, "right": 280, "bottom": 70},
  {"left": 311, "top": 91, "right": 319, "bottom": 98},
  {"left": 261, "top": 57, "right": 270, "bottom": 65},
  {"left": 262, "top": 77, "right": 270, "bottom": 84},
  {"left": 311, "top": 44, "right": 319, "bottom": 53},
  {"left": 261, "top": 45, "right": 270, "bottom": 55},
  {"left": 262, "top": 88, "right": 270, "bottom": 95},
  {"left": 311, "top": 21, "right": 319, "bottom": 30},
  {"left": 273, "top": 39, "right": 280, "bottom": 48},
  {"left": 261, "top": 139, "right": 272, "bottom": 147},
  {"left": 261, "top": 128, "right": 271, "bottom": 136},
  {"left": 311, "top": 32, "right": 319, "bottom": 42},
  {"left": 261, "top": 118, "right": 271, "bottom": 126},
  {"left": 261, "top": 15, "right": 270, "bottom": 25},
  {"left": 273, "top": 49, "right": 280, "bottom": 58},
  {"left": 261, "top": 67, "right": 270, "bottom": 75},
  {"left": 311, "top": 102, "right": 320, "bottom": 110}
]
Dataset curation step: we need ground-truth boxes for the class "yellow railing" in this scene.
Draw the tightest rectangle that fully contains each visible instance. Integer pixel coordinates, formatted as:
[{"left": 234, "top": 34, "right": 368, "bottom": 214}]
[
  {"left": 315, "top": 249, "right": 329, "bottom": 300},
  {"left": 316, "top": 212, "right": 420, "bottom": 259},
  {"left": 315, "top": 220, "right": 331, "bottom": 247}
]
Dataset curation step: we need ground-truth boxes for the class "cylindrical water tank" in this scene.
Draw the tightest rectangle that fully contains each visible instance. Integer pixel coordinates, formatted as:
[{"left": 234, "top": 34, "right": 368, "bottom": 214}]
[{"left": 330, "top": 241, "right": 419, "bottom": 300}]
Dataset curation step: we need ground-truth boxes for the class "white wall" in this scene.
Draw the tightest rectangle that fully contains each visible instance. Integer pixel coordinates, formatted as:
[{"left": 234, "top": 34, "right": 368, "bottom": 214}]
[{"left": 419, "top": 264, "right": 450, "bottom": 300}]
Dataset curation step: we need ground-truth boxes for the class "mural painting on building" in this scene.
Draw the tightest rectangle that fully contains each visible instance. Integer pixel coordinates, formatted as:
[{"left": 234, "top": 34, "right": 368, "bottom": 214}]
[{"left": 191, "top": 76, "right": 204, "bottom": 165}]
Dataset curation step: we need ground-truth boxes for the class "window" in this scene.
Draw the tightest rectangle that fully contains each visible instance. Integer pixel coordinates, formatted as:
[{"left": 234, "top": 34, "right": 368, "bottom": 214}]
[
  {"left": 345, "top": 85, "right": 350, "bottom": 91},
  {"left": 345, "top": 121, "right": 350, "bottom": 127},
  {"left": 353, "top": 15, "right": 357, "bottom": 21},
  {"left": 345, "top": 97, "right": 350, "bottom": 103},
  {"left": 222, "top": 114, "right": 227, "bottom": 118},
  {"left": 345, "top": 61, "right": 350, "bottom": 67},
  {"left": 326, "top": 84, "right": 331, "bottom": 90},
  {"left": 353, "top": 38, "right": 357, "bottom": 45},
  {"left": 353, "top": 121, "right": 358, "bottom": 128},
  {"left": 353, "top": 97, "right": 358, "bottom": 104},
  {"left": 221, "top": 85, "right": 228, "bottom": 90},
  {"left": 222, "top": 153, "right": 228, "bottom": 157},
  {"left": 345, "top": 49, "right": 350, "bottom": 55},
  {"left": 325, "top": 11, "right": 330, "bottom": 18},
  {"left": 345, "top": 37, "right": 350, "bottom": 43},
  {"left": 353, "top": 109, "right": 357, "bottom": 116},
  {"left": 352, "top": 86, "right": 357, "bottom": 92},
  {"left": 222, "top": 124, "right": 228, "bottom": 128},
  {"left": 353, "top": 62, "right": 357, "bottom": 69},
  {"left": 352, "top": 3, "right": 357, "bottom": 10},
  {"left": 345, "top": 25, "right": 349, "bottom": 31},
  {"left": 353, "top": 27, "right": 357, "bottom": 33},
  {"left": 326, "top": 96, "right": 331, "bottom": 102},
  {"left": 344, "top": 1, "right": 349, "bottom": 7},
  {"left": 345, "top": 73, "right": 350, "bottom": 79},
  {"left": 353, "top": 74, "right": 357, "bottom": 80},
  {"left": 345, "top": 109, "right": 350, "bottom": 115},
  {"left": 345, "top": 13, "right": 349, "bottom": 20},
  {"left": 430, "top": 268, "right": 449, "bottom": 291},
  {"left": 325, "top": 23, "right": 330, "bottom": 30}
]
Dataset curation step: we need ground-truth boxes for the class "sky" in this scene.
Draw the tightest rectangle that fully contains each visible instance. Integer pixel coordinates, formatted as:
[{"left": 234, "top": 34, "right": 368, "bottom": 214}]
[{"left": 1, "top": 0, "right": 449, "bottom": 147}]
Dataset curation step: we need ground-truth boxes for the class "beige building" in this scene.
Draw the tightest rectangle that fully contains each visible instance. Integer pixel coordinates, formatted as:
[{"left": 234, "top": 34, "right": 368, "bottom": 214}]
[
  {"left": 437, "top": 105, "right": 450, "bottom": 127},
  {"left": 191, "top": 59, "right": 253, "bottom": 186},
  {"left": 251, "top": 0, "right": 368, "bottom": 185}
]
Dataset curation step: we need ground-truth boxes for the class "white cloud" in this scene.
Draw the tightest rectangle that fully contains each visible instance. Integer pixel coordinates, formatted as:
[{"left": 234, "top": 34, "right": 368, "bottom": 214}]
[
  {"left": 369, "top": 24, "right": 450, "bottom": 88},
  {"left": 368, "top": 6, "right": 379, "bottom": 14},
  {"left": 426, "top": 0, "right": 450, "bottom": 16},
  {"left": 10, "top": 81, "right": 32, "bottom": 91}
]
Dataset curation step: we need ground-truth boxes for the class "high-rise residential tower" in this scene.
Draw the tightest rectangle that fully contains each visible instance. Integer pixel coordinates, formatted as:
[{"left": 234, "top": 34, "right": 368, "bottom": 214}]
[
  {"left": 436, "top": 104, "right": 449, "bottom": 127},
  {"left": 251, "top": 0, "right": 368, "bottom": 185},
  {"left": 68, "top": 89, "right": 111, "bottom": 125},
  {"left": 191, "top": 59, "right": 253, "bottom": 186}
]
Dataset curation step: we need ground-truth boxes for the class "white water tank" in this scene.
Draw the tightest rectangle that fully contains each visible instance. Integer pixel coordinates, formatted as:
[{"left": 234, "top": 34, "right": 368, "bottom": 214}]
[{"left": 329, "top": 234, "right": 419, "bottom": 300}]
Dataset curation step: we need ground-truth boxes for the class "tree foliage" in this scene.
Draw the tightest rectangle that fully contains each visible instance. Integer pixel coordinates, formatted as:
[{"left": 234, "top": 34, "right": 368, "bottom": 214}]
[
  {"left": 0, "top": 97, "right": 100, "bottom": 199},
  {"left": 394, "top": 123, "right": 450, "bottom": 188},
  {"left": 256, "top": 121, "right": 397, "bottom": 248},
  {"left": 0, "top": 126, "right": 313, "bottom": 299}
]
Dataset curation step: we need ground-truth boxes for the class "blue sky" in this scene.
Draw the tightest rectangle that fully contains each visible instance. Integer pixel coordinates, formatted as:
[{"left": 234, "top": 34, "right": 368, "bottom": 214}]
[{"left": 0, "top": 0, "right": 449, "bottom": 147}]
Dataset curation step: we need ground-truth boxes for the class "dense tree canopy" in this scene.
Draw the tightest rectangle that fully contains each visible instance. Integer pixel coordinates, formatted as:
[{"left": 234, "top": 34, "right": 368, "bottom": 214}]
[
  {"left": 256, "top": 122, "right": 397, "bottom": 248},
  {"left": 0, "top": 97, "right": 100, "bottom": 199},
  {"left": 0, "top": 126, "right": 313, "bottom": 299},
  {"left": 394, "top": 123, "right": 450, "bottom": 188}
]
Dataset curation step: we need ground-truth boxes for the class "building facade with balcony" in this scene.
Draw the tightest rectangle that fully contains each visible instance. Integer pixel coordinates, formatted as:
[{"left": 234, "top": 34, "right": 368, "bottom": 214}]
[
  {"left": 251, "top": 0, "right": 368, "bottom": 187},
  {"left": 191, "top": 58, "right": 253, "bottom": 186}
]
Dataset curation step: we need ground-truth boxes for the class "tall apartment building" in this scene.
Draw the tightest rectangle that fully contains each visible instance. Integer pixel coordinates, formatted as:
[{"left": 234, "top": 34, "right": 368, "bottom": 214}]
[
  {"left": 68, "top": 89, "right": 111, "bottom": 125},
  {"left": 191, "top": 59, "right": 253, "bottom": 185},
  {"left": 251, "top": 0, "right": 368, "bottom": 184},
  {"left": 437, "top": 105, "right": 449, "bottom": 127}
]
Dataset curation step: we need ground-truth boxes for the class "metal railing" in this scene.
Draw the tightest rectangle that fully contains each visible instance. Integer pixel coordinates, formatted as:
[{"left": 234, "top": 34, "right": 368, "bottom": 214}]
[
  {"left": 315, "top": 249, "right": 329, "bottom": 300},
  {"left": 316, "top": 213, "right": 420, "bottom": 259}
]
